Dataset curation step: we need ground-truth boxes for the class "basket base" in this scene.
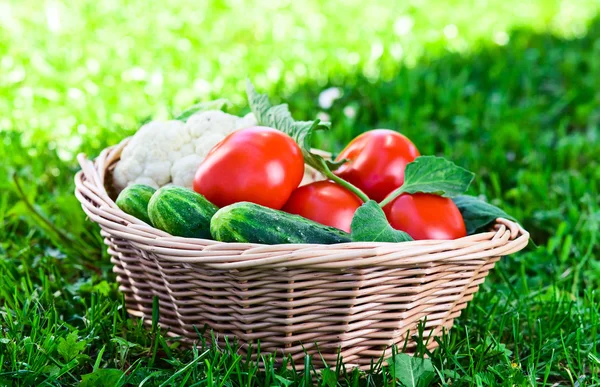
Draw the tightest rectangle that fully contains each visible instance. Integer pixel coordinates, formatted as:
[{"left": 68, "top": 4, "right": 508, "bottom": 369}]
[{"left": 134, "top": 315, "right": 442, "bottom": 371}]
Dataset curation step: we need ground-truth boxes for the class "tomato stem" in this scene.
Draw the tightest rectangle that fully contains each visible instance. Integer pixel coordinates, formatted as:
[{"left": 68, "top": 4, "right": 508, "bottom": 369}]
[
  {"left": 378, "top": 187, "right": 405, "bottom": 207},
  {"left": 327, "top": 173, "right": 370, "bottom": 203},
  {"left": 320, "top": 161, "right": 370, "bottom": 203}
]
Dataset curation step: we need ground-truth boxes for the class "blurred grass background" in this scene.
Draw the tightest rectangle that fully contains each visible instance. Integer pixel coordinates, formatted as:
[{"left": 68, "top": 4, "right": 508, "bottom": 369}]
[
  {"left": 1, "top": 0, "right": 599, "bottom": 152},
  {"left": 1, "top": 0, "right": 600, "bottom": 385}
]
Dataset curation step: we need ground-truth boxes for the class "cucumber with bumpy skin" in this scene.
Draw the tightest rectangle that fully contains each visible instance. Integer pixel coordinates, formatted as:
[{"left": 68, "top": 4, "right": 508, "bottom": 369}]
[
  {"left": 148, "top": 186, "right": 218, "bottom": 238},
  {"left": 115, "top": 184, "right": 156, "bottom": 224},
  {"left": 210, "top": 202, "right": 351, "bottom": 244}
]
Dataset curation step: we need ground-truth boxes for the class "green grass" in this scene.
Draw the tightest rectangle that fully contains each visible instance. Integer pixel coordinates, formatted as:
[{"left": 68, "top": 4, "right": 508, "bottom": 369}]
[{"left": 1, "top": 0, "right": 600, "bottom": 385}]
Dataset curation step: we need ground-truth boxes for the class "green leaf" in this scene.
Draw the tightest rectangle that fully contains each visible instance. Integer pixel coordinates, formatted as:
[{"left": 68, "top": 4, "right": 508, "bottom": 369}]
[
  {"left": 246, "top": 80, "right": 330, "bottom": 145},
  {"left": 475, "top": 371, "right": 496, "bottom": 385},
  {"left": 483, "top": 337, "right": 513, "bottom": 358},
  {"left": 351, "top": 200, "right": 413, "bottom": 243},
  {"left": 57, "top": 331, "right": 87, "bottom": 363},
  {"left": 454, "top": 195, "right": 536, "bottom": 249},
  {"left": 379, "top": 156, "right": 474, "bottom": 207},
  {"left": 452, "top": 195, "right": 516, "bottom": 235},
  {"left": 402, "top": 156, "right": 474, "bottom": 197},
  {"left": 175, "top": 98, "right": 231, "bottom": 121},
  {"left": 92, "top": 280, "right": 112, "bottom": 297},
  {"left": 42, "top": 365, "right": 61, "bottom": 377},
  {"left": 246, "top": 80, "right": 369, "bottom": 202},
  {"left": 80, "top": 369, "right": 125, "bottom": 387},
  {"left": 320, "top": 368, "right": 338, "bottom": 387},
  {"left": 388, "top": 353, "right": 435, "bottom": 387},
  {"left": 273, "top": 374, "right": 294, "bottom": 387}
]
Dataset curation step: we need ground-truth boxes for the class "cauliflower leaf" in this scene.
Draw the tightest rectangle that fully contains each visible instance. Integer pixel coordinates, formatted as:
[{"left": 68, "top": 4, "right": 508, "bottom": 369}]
[{"left": 175, "top": 98, "right": 232, "bottom": 122}]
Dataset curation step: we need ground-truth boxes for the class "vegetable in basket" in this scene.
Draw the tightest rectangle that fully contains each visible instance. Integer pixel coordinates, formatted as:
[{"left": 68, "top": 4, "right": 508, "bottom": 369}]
[
  {"left": 210, "top": 202, "right": 351, "bottom": 244},
  {"left": 334, "top": 129, "right": 420, "bottom": 202},
  {"left": 193, "top": 126, "right": 305, "bottom": 209},
  {"left": 115, "top": 184, "right": 156, "bottom": 225},
  {"left": 383, "top": 193, "right": 466, "bottom": 240},
  {"left": 148, "top": 186, "right": 218, "bottom": 239},
  {"left": 281, "top": 181, "right": 362, "bottom": 233}
]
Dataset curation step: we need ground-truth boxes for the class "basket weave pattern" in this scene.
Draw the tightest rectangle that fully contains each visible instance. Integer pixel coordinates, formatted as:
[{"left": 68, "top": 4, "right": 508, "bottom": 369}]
[{"left": 74, "top": 139, "right": 529, "bottom": 368}]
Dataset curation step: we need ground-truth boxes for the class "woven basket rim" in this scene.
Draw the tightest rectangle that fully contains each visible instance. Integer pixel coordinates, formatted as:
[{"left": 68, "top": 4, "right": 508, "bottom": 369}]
[{"left": 74, "top": 137, "right": 530, "bottom": 269}]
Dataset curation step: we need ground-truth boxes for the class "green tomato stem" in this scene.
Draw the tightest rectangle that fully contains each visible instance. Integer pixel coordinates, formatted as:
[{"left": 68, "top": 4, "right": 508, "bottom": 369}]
[
  {"left": 378, "top": 187, "right": 406, "bottom": 207},
  {"left": 320, "top": 161, "right": 370, "bottom": 203}
]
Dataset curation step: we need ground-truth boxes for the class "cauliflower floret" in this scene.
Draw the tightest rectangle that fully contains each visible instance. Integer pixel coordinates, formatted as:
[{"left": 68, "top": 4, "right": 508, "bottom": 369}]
[
  {"left": 170, "top": 154, "right": 203, "bottom": 188},
  {"left": 236, "top": 112, "right": 258, "bottom": 130},
  {"left": 113, "top": 110, "right": 257, "bottom": 191},
  {"left": 185, "top": 110, "right": 240, "bottom": 137},
  {"left": 113, "top": 120, "right": 185, "bottom": 189},
  {"left": 193, "top": 132, "right": 227, "bottom": 156}
]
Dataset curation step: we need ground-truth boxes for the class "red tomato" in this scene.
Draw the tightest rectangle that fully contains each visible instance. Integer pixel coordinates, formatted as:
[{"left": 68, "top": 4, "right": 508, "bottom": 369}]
[
  {"left": 193, "top": 127, "right": 304, "bottom": 209},
  {"left": 335, "top": 129, "right": 420, "bottom": 202},
  {"left": 383, "top": 193, "right": 466, "bottom": 240},
  {"left": 282, "top": 181, "right": 362, "bottom": 232}
]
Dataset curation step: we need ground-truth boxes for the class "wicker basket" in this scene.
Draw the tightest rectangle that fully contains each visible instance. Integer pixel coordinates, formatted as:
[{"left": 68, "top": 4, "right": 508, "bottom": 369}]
[{"left": 74, "top": 138, "right": 529, "bottom": 369}]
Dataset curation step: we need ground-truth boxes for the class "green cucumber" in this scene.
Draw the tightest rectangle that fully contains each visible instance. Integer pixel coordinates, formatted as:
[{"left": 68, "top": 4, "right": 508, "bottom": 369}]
[
  {"left": 210, "top": 202, "right": 351, "bottom": 245},
  {"left": 148, "top": 186, "right": 218, "bottom": 238},
  {"left": 115, "top": 184, "right": 156, "bottom": 224}
]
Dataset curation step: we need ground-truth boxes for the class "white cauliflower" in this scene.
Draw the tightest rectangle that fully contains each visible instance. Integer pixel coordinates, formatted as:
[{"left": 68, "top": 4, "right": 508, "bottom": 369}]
[{"left": 113, "top": 110, "right": 257, "bottom": 191}]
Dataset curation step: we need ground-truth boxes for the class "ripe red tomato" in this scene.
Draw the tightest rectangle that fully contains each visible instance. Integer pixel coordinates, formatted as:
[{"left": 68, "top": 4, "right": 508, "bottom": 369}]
[
  {"left": 383, "top": 193, "right": 466, "bottom": 240},
  {"left": 193, "top": 127, "right": 305, "bottom": 209},
  {"left": 334, "top": 129, "right": 420, "bottom": 202},
  {"left": 282, "top": 181, "right": 362, "bottom": 232}
]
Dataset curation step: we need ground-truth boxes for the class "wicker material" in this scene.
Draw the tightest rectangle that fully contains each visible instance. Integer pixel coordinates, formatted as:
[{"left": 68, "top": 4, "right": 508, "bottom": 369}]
[{"left": 74, "top": 138, "right": 529, "bottom": 369}]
